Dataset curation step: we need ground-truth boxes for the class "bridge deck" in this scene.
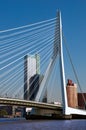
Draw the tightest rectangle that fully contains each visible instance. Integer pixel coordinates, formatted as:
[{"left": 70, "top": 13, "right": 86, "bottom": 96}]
[{"left": 0, "top": 97, "right": 62, "bottom": 110}]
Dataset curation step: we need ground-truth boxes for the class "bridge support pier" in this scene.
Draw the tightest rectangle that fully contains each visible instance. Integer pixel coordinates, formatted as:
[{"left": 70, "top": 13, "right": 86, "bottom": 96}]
[
  {"left": 25, "top": 107, "right": 64, "bottom": 120},
  {"left": 30, "top": 107, "right": 62, "bottom": 116},
  {"left": 25, "top": 108, "right": 73, "bottom": 120}
]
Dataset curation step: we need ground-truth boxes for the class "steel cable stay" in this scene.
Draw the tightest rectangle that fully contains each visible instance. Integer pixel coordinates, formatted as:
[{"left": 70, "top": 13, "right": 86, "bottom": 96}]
[
  {"left": 0, "top": 30, "right": 54, "bottom": 63},
  {"left": 0, "top": 24, "right": 53, "bottom": 55},
  {"left": 0, "top": 22, "right": 55, "bottom": 46},
  {"left": 0, "top": 35, "right": 54, "bottom": 71},
  {"left": 0, "top": 19, "right": 56, "bottom": 39},
  {"left": 0, "top": 17, "right": 56, "bottom": 34}
]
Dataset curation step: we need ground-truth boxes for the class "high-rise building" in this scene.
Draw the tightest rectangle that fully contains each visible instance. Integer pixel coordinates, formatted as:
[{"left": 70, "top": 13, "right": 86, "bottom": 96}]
[
  {"left": 24, "top": 54, "right": 40, "bottom": 100},
  {"left": 66, "top": 79, "right": 78, "bottom": 108}
]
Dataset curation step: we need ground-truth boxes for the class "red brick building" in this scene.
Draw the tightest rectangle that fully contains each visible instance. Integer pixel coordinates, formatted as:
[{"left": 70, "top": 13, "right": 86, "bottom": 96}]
[
  {"left": 66, "top": 79, "right": 78, "bottom": 108},
  {"left": 78, "top": 93, "right": 86, "bottom": 109}
]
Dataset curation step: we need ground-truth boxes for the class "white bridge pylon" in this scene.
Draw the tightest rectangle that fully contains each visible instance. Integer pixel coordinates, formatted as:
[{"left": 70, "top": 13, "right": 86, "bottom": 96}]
[{"left": 35, "top": 11, "right": 86, "bottom": 116}]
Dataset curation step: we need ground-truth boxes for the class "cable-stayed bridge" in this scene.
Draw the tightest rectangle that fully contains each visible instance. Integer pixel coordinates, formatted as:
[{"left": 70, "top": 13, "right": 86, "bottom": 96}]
[{"left": 0, "top": 11, "right": 86, "bottom": 119}]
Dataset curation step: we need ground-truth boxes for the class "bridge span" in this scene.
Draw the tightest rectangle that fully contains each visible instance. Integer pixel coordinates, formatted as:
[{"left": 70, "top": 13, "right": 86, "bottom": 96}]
[{"left": 0, "top": 97, "right": 62, "bottom": 110}]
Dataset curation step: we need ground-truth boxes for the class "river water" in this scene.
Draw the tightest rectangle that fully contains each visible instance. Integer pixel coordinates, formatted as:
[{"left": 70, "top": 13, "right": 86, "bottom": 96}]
[{"left": 0, "top": 118, "right": 86, "bottom": 130}]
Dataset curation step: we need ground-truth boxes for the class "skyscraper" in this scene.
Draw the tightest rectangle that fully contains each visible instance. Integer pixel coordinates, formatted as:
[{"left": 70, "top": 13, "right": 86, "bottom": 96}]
[{"left": 24, "top": 54, "right": 40, "bottom": 100}]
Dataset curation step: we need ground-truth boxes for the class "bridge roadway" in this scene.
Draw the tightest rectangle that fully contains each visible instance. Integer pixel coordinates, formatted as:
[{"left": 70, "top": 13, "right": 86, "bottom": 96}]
[{"left": 0, "top": 97, "right": 62, "bottom": 110}]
